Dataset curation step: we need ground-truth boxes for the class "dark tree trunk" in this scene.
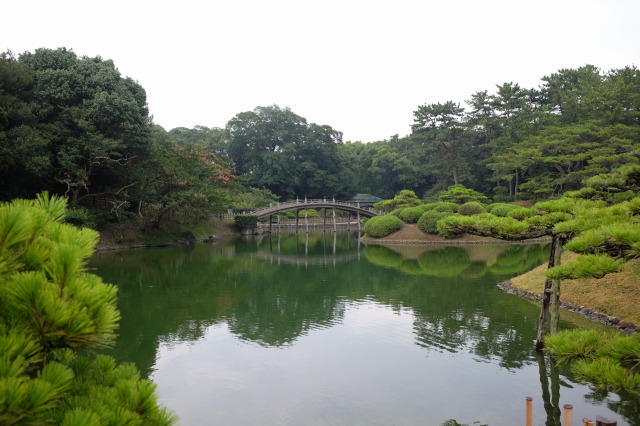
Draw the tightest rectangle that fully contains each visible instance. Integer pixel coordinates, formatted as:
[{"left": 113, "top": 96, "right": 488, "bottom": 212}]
[{"left": 536, "top": 234, "right": 564, "bottom": 350}]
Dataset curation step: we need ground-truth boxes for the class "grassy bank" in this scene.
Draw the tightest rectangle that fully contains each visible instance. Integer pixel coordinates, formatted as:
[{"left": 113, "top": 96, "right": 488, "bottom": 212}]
[
  {"left": 510, "top": 253, "right": 640, "bottom": 327},
  {"left": 95, "top": 218, "right": 237, "bottom": 250}
]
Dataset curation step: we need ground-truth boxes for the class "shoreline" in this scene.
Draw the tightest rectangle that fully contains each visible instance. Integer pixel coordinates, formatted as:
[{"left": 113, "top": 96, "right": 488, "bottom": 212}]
[
  {"left": 498, "top": 279, "right": 639, "bottom": 334},
  {"left": 93, "top": 224, "right": 637, "bottom": 334}
]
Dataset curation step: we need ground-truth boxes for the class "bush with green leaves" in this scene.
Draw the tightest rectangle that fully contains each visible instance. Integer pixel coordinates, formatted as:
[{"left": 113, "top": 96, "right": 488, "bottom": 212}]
[
  {"left": 458, "top": 201, "right": 486, "bottom": 216},
  {"left": 507, "top": 207, "right": 535, "bottom": 220},
  {"left": 363, "top": 214, "right": 404, "bottom": 238},
  {"left": 373, "top": 190, "right": 421, "bottom": 213},
  {"left": 64, "top": 205, "right": 97, "bottom": 228},
  {"left": 438, "top": 184, "right": 490, "bottom": 204},
  {"left": 389, "top": 208, "right": 405, "bottom": 218},
  {"left": 0, "top": 193, "right": 175, "bottom": 425},
  {"left": 234, "top": 214, "right": 258, "bottom": 230},
  {"left": 417, "top": 210, "right": 454, "bottom": 234},
  {"left": 433, "top": 202, "right": 459, "bottom": 213},
  {"left": 399, "top": 206, "right": 425, "bottom": 223},
  {"left": 487, "top": 203, "right": 521, "bottom": 217}
]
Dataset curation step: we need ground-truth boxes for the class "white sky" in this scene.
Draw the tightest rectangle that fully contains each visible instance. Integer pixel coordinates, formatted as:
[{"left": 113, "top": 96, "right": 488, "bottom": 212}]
[{"left": 3, "top": 0, "right": 639, "bottom": 142}]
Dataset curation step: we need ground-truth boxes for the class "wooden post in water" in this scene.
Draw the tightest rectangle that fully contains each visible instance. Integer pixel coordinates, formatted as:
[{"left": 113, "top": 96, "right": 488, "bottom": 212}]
[
  {"left": 295, "top": 209, "right": 299, "bottom": 230},
  {"left": 563, "top": 404, "right": 573, "bottom": 426},
  {"left": 305, "top": 208, "right": 309, "bottom": 234},
  {"left": 595, "top": 416, "right": 616, "bottom": 426},
  {"left": 582, "top": 418, "right": 594, "bottom": 426},
  {"left": 526, "top": 397, "right": 533, "bottom": 426}
]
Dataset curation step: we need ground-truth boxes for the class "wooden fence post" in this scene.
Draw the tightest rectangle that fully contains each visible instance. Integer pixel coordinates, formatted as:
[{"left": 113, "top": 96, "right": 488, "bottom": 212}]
[
  {"left": 526, "top": 397, "right": 533, "bottom": 426},
  {"left": 563, "top": 404, "right": 573, "bottom": 426}
]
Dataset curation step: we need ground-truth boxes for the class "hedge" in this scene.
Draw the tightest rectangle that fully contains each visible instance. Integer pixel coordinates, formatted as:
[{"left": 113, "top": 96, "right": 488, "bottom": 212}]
[
  {"left": 234, "top": 215, "right": 258, "bottom": 230},
  {"left": 399, "top": 206, "right": 425, "bottom": 223},
  {"left": 458, "top": 201, "right": 487, "bottom": 216},
  {"left": 417, "top": 210, "right": 453, "bottom": 234},
  {"left": 364, "top": 215, "right": 404, "bottom": 238}
]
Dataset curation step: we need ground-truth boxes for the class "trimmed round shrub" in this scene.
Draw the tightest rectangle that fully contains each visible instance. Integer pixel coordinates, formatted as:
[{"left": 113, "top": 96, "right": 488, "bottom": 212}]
[
  {"left": 458, "top": 201, "right": 487, "bottom": 216},
  {"left": 399, "top": 206, "right": 425, "bottom": 223},
  {"left": 507, "top": 207, "right": 535, "bottom": 220},
  {"left": 390, "top": 208, "right": 405, "bottom": 218},
  {"left": 364, "top": 215, "right": 404, "bottom": 238},
  {"left": 433, "top": 202, "right": 459, "bottom": 213},
  {"left": 487, "top": 203, "right": 521, "bottom": 217},
  {"left": 420, "top": 202, "right": 440, "bottom": 211},
  {"left": 417, "top": 210, "right": 452, "bottom": 234}
]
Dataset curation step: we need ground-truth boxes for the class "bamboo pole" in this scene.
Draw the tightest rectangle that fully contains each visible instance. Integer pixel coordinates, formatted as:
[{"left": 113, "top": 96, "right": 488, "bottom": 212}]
[
  {"left": 526, "top": 397, "right": 533, "bottom": 426},
  {"left": 563, "top": 404, "right": 573, "bottom": 426}
]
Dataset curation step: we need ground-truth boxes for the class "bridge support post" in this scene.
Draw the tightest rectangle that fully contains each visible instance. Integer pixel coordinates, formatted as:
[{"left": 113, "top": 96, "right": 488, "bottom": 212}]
[
  {"left": 333, "top": 208, "right": 337, "bottom": 233},
  {"left": 305, "top": 208, "right": 309, "bottom": 234},
  {"left": 269, "top": 214, "right": 272, "bottom": 233},
  {"left": 323, "top": 209, "right": 327, "bottom": 228},
  {"left": 295, "top": 209, "right": 299, "bottom": 231}
]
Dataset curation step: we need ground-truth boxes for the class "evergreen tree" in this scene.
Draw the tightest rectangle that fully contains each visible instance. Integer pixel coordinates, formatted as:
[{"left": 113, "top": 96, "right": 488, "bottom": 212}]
[
  {"left": 0, "top": 193, "right": 176, "bottom": 424},
  {"left": 437, "top": 165, "right": 640, "bottom": 348}
]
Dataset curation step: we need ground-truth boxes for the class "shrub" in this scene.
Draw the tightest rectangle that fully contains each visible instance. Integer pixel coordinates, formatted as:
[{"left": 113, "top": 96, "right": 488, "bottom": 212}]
[
  {"left": 364, "top": 215, "right": 404, "bottom": 238},
  {"left": 492, "top": 186, "right": 511, "bottom": 203},
  {"left": 458, "top": 201, "right": 486, "bottom": 216},
  {"left": 65, "top": 205, "right": 97, "bottom": 228},
  {"left": 420, "top": 203, "right": 439, "bottom": 211},
  {"left": 417, "top": 210, "right": 452, "bottom": 234},
  {"left": 373, "top": 190, "right": 421, "bottom": 212},
  {"left": 433, "top": 202, "right": 459, "bottom": 213},
  {"left": 234, "top": 214, "right": 258, "bottom": 230},
  {"left": 438, "top": 184, "right": 490, "bottom": 204},
  {"left": 487, "top": 203, "right": 520, "bottom": 217},
  {"left": 507, "top": 207, "right": 535, "bottom": 220},
  {"left": 390, "top": 208, "right": 405, "bottom": 218},
  {"left": 399, "top": 206, "right": 424, "bottom": 223}
]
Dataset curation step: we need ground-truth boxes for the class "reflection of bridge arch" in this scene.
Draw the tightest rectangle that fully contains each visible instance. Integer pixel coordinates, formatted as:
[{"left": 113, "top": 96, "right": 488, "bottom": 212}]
[
  {"left": 252, "top": 231, "right": 364, "bottom": 267},
  {"left": 253, "top": 251, "right": 363, "bottom": 267},
  {"left": 249, "top": 199, "right": 379, "bottom": 219}
]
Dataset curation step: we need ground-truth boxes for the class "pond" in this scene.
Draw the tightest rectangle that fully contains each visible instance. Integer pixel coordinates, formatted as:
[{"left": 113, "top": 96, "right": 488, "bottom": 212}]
[{"left": 90, "top": 230, "right": 638, "bottom": 425}]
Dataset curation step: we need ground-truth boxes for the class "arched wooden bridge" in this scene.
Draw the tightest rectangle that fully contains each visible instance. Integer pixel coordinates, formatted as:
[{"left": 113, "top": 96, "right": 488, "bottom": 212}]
[{"left": 249, "top": 199, "right": 380, "bottom": 219}]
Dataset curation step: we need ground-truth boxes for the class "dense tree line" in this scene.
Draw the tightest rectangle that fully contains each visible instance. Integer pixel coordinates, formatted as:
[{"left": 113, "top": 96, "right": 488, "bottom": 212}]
[
  {"left": 0, "top": 49, "right": 242, "bottom": 224},
  {"left": 2, "top": 47, "right": 639, "bottom": 220}
]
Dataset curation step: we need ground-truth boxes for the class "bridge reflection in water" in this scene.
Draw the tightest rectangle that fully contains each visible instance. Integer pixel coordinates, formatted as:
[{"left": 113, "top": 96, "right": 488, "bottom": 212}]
[{"left": 253, "top": 230, "right": 364, "bottom": 267}]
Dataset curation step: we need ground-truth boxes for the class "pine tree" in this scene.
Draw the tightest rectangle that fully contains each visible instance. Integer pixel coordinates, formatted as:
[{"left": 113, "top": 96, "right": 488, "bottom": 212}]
[
  {"left": 0, "top": 193, "right": 176, "bottom": 424},
  {"left": 437, "top": 165, "right": 640, "bottom": 348}
]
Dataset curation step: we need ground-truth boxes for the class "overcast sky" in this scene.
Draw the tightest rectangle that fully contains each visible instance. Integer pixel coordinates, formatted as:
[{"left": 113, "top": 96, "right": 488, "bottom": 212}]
[{"left": 3, "top": 0, "right": 639, "bottom": 142}]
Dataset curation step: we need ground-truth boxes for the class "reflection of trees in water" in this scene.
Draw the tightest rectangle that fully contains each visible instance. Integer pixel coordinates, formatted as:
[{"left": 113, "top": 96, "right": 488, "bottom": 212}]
[
  {"left": 417, "top": 247, "right": 470, "bottom": 277},
  {"left": 537, "top": 352, "right": 562, "bottom": 426},
  {"left": 92, "top": 236, "right": 640, "bottom": 424},
  {"left": 364, "top": 245, "right": 404, "bottom": 268},
  {"left": 92, "top": 239, "right": 637, "bottom": 421},
  {"left": 93, "top": 240, "right": 552, "bottom": 375},
  {"left": 364, "top": 243, "right": 550, "bottom": 279}
]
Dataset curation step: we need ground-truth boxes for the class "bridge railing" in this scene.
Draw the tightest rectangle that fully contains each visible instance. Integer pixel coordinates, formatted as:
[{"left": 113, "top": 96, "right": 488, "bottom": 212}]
[{"left": 249, "top": 198, "right": 380, "bottom": 216}]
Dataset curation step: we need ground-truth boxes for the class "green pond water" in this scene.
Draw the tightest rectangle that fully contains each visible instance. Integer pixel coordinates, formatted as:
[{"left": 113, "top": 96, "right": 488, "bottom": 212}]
[{"left": 90, "top": 230, "right": 638, "bottom": 425}]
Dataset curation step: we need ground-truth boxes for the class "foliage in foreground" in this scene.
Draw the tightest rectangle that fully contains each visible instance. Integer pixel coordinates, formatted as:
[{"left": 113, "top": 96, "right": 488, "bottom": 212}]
[
  {"left": 545, "top": 330, "right": 640, "bottom": 395},
  {"left": 0, "top": 193, "right": 175, "bottom": 424},
  {"left": 363, "top": 215, "right": 404, "bottom": 238}
]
